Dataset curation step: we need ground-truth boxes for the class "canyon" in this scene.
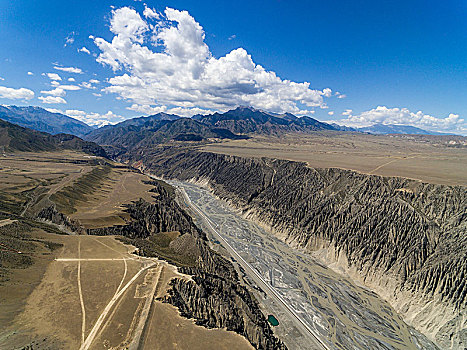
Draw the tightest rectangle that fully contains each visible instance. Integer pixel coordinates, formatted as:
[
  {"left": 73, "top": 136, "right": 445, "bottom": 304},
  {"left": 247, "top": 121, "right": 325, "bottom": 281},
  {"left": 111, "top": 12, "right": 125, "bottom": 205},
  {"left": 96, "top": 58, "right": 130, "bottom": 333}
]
[
  {"left": 123, "top": 146, "right": 466, "bottom": 350},
  {"left": 1, "top": 108, "right": 465, "bottom": 349}
]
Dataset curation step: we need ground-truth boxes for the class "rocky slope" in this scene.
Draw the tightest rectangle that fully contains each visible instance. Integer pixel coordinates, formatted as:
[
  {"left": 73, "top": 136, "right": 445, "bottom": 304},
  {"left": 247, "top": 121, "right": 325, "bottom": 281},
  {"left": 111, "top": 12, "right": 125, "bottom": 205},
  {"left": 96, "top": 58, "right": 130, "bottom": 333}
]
[
  {"left": 88, "top": 181, "right": 286, "bottom": 349},
  {"left": 85, "top": 114, "right": 247, "bottom": 150},
  {"left": 194, "top": 106, "right": 336, "bottom": 134},
  {"left": 0, "top": 119, "right": 107, "bottom": 157},
  {"left": 36, "top": 205, "right": 85, "bottom": 234},
  {"left": 125, "top": 147, "right": 466, "bottom": 350}
]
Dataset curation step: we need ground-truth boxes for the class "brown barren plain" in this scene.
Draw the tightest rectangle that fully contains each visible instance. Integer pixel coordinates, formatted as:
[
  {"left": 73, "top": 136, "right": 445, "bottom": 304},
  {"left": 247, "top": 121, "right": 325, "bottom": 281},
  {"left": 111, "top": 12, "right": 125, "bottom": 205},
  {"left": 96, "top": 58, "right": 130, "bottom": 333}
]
[
  {"left": 202, "top": 132, "right": 467, "bottom": 186},
  {"left": 0, "top": 151, "right": 253, "bottom": 350}
]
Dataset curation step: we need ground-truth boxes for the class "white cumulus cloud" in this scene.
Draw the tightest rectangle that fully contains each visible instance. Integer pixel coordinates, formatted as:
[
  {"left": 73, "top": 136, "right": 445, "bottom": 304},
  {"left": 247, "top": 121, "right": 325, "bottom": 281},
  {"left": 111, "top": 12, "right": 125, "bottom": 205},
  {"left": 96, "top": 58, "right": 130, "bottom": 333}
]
[
  {"left": 80, "top": 82, "right": 94, "bottom": 89},
  {"left": 143, "top": 5, "right": 159, "bottom": 19},
  {"left": 335, "top": 106, "right": 466, "bottom": 135},
  {"left": 127, "top": 103, "right": 214, "bottom": 117},
  {"left": 322, "top": 88, "right": 332, "bottom": 97},
  {"left": 92, "top": 6, "right": 334, "bottom": 116},
  {"left": 65, "top": 109, "right": 125, "bottom": 127},
  {"left": 59, "top": 84, "right": 81, "bottom": 91},
  {"left": 40, "top": 87, "right": 65, "bottom": 97},
  {"left": 64, "top": 32, "right": 75, "bottom": 47},
  {"left": 127, "top": 104, "right": 167, "bottom": 115},
  {"left": 44, "top": 108, "right": 62, "bottom": 114},
  {"left": 168, "top": 106, "right": 214, "bottom": 117},
  {"left": 45, "top": 73, "right": 62, "bottom": 81},
  {"left": 78, "top": 47, "right": 91, "bottom": 54},
  {"left": 54, "top": 66, "right": 83, "bottom": 74},
  {"left": 38, "top": 95, "right": 67, "bottom": 104},
  {"left": 49, "top": 81, "right": 81, "bottom": 91},
  {"left": 0, "top": 86, "right": 35, "bottom": 100}
]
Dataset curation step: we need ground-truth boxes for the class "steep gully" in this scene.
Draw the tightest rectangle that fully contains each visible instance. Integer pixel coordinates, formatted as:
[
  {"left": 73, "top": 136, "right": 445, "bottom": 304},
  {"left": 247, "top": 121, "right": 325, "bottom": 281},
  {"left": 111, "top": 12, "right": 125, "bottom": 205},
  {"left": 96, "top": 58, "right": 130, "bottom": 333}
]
[
  {"left": 87, "top": 181, "right": 287, "bottom": 350},
  {"left": 176, "top": 185, "right": 328, "bottom": 349},
  {"left": 170, "top": 178, "right": 440, "bottom": 349},
  {"left": 123, "top": 147, "right": 466, "bottom": 350}
]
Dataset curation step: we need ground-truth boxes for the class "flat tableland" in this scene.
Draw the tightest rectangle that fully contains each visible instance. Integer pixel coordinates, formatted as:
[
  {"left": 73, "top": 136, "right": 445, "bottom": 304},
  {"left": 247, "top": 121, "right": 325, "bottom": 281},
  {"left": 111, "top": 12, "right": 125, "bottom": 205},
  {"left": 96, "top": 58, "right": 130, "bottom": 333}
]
[{"left": 202, "top": 132, "right": 467, "bottom": 186}]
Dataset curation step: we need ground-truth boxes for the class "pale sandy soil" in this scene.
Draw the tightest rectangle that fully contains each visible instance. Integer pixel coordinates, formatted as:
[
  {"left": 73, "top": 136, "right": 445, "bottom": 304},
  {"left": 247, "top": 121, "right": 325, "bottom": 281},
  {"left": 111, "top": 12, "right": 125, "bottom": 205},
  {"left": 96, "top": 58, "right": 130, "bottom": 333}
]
[
  {"left": 0, "top": 234, "right": 254, "bottom": 350},
  {"left": 143, "top": 302, "right": 254, "bottom": 350}
]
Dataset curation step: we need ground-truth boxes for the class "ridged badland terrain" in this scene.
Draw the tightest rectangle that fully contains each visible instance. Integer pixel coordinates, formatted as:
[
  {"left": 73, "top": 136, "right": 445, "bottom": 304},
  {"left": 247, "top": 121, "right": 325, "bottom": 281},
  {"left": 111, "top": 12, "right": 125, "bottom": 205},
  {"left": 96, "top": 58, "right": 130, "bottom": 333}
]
[
  {"left": 87, "top": 182, "right": 286, "bottom": 349},
  {"left": 1, "top": 108, "right": 465, "bottom": 349},
  {"left": 0, "top": 121, "right": 283, "bottom": 349},
  {"left": 122, "top": 147, "right": 466, "bottom": 350}
]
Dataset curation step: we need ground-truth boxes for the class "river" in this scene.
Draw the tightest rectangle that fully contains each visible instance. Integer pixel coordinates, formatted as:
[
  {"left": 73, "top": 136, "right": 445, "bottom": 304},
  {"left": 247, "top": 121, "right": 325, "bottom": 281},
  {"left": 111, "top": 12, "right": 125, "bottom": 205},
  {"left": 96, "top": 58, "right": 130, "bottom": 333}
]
[{"left": 166, "top": 179, "right": 437, "bottom": 350}]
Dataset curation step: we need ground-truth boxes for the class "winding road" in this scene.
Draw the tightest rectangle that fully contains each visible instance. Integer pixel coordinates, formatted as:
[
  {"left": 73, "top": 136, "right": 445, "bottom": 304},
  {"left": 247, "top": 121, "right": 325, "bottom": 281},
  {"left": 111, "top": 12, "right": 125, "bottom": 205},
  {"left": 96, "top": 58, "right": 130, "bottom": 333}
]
[{"left": 77, "top": 240, "right": 86, "bottom": 345}]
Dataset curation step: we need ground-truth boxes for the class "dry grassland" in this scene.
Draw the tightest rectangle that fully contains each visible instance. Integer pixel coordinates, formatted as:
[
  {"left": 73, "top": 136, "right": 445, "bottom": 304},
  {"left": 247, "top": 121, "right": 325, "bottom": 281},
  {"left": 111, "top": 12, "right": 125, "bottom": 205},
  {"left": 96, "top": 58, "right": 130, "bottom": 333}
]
[
  {"left": 0, "top": 151, "right": 255, "bottom": 349},
  {"left": 1, "top": 235, "right": 253, "bottom": 350},
  {"left": 202, "top": 132, "right": 467, "bottom": 186},
  {"left": 69, "top": 168, "right": 156, "bottom": 228}
]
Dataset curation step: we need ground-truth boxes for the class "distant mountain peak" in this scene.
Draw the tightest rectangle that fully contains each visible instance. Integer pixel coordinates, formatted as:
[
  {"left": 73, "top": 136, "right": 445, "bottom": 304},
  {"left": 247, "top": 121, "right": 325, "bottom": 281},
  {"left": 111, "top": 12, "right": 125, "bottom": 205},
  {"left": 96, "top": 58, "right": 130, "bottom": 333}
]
[
  {"left": 0, "top": 105, "right": 94, "bottom": 137},
  {"left": 358, "top": 123, "right": 446, "bottom": 135},
  {"left": 146, "top": 112, "right": 181, "bottom": 121},
  {"left": 195, "top": 107, "right": 336, "bottom": 134}
]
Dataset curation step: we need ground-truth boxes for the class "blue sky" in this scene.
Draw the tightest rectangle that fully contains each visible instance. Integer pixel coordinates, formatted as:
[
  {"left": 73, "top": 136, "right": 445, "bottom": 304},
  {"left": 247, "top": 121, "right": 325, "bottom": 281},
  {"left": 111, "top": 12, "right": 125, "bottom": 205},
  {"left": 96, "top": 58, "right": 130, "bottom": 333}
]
[{"left": 0, "top": 0, "right": 465, "bottom": 133}]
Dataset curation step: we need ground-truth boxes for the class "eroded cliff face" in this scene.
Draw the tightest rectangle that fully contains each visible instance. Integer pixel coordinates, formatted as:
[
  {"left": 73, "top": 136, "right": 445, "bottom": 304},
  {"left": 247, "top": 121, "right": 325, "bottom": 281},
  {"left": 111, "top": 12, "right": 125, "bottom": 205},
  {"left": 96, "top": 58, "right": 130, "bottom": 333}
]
[
  {"left": 126, "top": 148, "right": 466, "bottom": 350},
  {"left": 37, "top": 205, "right": 85, "bottom": 234},
  {"left": 88, "top": 181, "right": 286, "bottom": 350},
  {"left": 166, "top": 253, "right": 284, "bottom": 350}
]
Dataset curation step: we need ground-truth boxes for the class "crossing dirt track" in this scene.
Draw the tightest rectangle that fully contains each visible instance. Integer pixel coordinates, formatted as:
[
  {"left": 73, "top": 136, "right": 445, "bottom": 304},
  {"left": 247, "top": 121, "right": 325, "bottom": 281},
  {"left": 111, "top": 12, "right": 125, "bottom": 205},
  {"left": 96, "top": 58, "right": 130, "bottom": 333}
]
[
  {"left": 0, "top": 235, "right": 253, "bottom": 350},
  {"left": 0, "top": 151, "right": 254, "bottom": 350}
]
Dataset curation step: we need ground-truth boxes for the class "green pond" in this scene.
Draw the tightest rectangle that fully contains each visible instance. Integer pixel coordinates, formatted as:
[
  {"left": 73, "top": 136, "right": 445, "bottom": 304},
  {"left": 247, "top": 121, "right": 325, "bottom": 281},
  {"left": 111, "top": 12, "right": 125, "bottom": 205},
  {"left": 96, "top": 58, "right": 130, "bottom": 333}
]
[{"left": 267, "top": 315, "right": 279, "bottom": 326}]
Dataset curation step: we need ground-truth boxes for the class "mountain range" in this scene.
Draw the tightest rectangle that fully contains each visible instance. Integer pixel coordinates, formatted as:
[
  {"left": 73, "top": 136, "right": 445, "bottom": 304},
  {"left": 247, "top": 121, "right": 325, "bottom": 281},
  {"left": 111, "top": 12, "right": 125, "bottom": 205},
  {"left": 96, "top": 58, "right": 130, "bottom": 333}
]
[
  {"left": 0, "top": 105, "right": 451, "bottom": 139},
  {"left": 85, "top": 112, "right": 249, "bottom": 150},
  {"left": 0, "top": 118, "right": 106, "bottom": 157},
  {"left": 357, "top": 123, "right": 447, "bottom": 135},
  {"left": 0, "top": 105, "right": 94, "bottom": 137},
  {"left": 84, "top": 107, "right": 339, "bottom": 149},
  {"left": 193, "top": 106, "right": 336, "bottom": 134}
]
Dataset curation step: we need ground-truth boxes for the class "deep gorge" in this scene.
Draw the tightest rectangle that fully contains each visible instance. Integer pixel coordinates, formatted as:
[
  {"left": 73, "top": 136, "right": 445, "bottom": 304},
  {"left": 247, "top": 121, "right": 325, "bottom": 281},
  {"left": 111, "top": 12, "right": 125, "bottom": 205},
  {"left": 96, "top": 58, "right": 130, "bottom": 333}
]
[{"left": 125, "top": 147, "right": 466, "bottom": 350}]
